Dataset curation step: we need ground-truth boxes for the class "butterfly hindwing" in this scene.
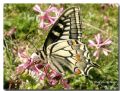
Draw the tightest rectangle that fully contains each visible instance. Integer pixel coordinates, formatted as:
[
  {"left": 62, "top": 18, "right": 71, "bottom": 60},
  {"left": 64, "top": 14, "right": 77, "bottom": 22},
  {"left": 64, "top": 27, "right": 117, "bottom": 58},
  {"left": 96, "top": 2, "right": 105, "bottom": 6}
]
[{"left": 47, "top": 39, "right": 95, "bottom": 75}]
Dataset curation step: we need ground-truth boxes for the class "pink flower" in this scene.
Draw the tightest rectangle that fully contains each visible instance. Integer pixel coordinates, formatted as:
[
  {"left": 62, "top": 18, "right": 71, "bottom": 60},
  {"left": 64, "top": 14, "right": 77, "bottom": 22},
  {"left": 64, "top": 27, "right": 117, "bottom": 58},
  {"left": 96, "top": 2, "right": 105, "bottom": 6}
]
[
  {"left": 16, "top": 58, "right": 32, "bottom": 75},
  {"left": 17, "top": 47, "right": 41, "bottom": 75},
  {"left": 33, "top": 4, "right": 42, "bottom": 13},
  {"left": 16, "top": 49, "right": 70, "bottom": 89},
  {"left": 39, "top": 72, "right": 46, "bottom": 80},
  {"left": 60, "top": 79, "right": 70, "bottom": 89},
  {"left": 48, "top": 79, "right": 59, "bottom": 86},
  {"left": 88, "top": 33, "right": 112, "bottom": 60},
  {"left": 43, "top": 65, "right": 70, "bottom": 88},
  {"left": 49, "top": 70, "right": 62, "bottom": 80},
  {"left": 33, "top": 5, "right": 63, "bottom": 30},
  {"left": 46, "top": 70, "right": 62, "bottom": 86},
  {"left": 41, "top": 64, "right": 70, "bottom": 88},
  {"left": 18, "top": 47, "right": 29, "bottom": 63}
]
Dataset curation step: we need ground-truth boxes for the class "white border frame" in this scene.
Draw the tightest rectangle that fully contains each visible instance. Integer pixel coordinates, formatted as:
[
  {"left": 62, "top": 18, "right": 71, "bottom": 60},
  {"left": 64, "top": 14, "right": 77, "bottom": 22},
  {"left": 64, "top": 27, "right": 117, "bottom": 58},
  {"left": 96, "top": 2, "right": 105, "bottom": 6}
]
[{"left": 0, "top": 0, "right": 120, "bottom": 91}]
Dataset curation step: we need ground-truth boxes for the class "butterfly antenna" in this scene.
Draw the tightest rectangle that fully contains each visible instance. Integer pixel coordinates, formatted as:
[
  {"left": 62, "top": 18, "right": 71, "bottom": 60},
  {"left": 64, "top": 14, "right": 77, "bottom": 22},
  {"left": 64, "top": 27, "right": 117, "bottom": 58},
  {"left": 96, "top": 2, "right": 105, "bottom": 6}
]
[{"left": 25, "top": 34, "right": 39, "bottom": 52}]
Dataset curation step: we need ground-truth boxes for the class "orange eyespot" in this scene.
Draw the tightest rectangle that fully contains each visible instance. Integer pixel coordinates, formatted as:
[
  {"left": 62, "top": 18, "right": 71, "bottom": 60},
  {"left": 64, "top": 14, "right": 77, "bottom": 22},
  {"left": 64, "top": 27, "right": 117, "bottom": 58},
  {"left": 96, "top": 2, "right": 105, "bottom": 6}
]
[{"left": 74, "top": 68, "right": 81, "bottom": 74}]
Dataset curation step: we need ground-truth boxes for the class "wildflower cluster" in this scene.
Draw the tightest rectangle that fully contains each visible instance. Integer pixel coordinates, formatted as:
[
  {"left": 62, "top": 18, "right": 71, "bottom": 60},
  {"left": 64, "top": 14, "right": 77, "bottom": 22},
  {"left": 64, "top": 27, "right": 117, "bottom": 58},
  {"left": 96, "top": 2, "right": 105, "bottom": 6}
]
[
  {"left": 88, "top": 34, "right": 112, "bottom": 60},
  {"left": 16, "top": 47, "right": 70, "bottom": 89},
  {"left": 33, "top": 5, "right": 63, "bottom": 30}
]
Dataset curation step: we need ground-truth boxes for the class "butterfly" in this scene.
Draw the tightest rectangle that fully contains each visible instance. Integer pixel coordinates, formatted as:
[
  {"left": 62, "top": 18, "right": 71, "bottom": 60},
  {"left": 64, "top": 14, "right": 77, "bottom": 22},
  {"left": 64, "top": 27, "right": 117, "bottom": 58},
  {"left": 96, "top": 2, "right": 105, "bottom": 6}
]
[{"left": 31, "top": 7, "right": 98, "bottom": 76}]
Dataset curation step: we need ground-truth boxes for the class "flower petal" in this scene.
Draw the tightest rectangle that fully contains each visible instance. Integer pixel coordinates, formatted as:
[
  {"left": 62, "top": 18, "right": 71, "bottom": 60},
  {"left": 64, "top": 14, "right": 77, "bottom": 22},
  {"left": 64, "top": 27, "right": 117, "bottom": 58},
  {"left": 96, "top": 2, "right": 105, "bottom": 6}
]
[
  {"left": 102, "top": 48, "right": 111, "bottom": 56},
  {"left": 46, "top": 6, "right": 57, "bottom": 12},
  {"left": 95, "top": 33, "right": 101, "bottom": 44},
  {"left": 43, "top": 23, "right": 52, "bottom": 30},
  {"left": 48, "top": 79, "right": 58, "bottom": 86},
  {"left": 33, "top": 4, "right": 42, "bottom": 13},
  {"left": 47, "top": 16, "right": 56, "bottom": 24},
  {"left": 49, "top": 70, "right": 62, "bottom": 80},
  {"left": 54, "top": 7, "right": 64, "bottom": 17},
  {"left": 93, "top": 50, "right": 100, "bottom": 60},
  {"left": 58, "top": 8, "right": 64, "bottom": 15},
  {"left": 60, "top": 79, "right": 71, "bottom": 89},
  {"left": 16, "top": 64, "right": 26, "bottom": 75},
  {"left": 102, "top": 38, "right": 112, "bottom": 46},
  {"left": 103, "top": 49, "right": 108, "bottom": 56},
  {"left": 39, "top": 72, "right": 46, "bottom": 80},
  {"left": 39, "top": 18, "right": 44, "bottom": 28},
  {"left": 93, "top": 50, "right": 99, "bottom": 57},
  {"left": 88, "top": 40, "right": 96, "bottom": 47},
  {"left": 29, "top": 65, "right": 39, "bottom": 74},
  {"left": 18, "top": 48, "right": 29, "bottom": 63}
]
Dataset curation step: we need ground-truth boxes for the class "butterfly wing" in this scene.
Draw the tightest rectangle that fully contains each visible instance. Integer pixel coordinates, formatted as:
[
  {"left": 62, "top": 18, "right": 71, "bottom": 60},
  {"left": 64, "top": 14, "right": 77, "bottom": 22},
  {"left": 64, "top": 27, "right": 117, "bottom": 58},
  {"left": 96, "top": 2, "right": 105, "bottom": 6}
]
[
  {"left": 47, "top": 39, "right": 97, "bottom": 75},
  {"left": 43, "top": 7, "right": 82, "bottom": 54},
  {"left": 31, "top": 7, "right": 98, "bottom": 75}
]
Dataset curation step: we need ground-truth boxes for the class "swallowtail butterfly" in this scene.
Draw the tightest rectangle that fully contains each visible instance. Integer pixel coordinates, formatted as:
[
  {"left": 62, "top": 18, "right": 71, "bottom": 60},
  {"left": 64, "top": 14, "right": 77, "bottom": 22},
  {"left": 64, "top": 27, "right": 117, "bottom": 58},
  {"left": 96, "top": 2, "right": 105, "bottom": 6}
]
[{"left": 31, "top": 7, "right": 98, "bottom": 76}]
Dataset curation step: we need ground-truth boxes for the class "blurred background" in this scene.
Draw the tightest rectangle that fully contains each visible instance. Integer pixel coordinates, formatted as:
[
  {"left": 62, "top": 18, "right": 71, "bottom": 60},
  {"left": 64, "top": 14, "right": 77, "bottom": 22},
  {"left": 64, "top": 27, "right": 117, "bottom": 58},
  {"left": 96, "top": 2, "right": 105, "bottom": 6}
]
[{"left": 3, "top": 4, "right": 118, "bottom": 90}]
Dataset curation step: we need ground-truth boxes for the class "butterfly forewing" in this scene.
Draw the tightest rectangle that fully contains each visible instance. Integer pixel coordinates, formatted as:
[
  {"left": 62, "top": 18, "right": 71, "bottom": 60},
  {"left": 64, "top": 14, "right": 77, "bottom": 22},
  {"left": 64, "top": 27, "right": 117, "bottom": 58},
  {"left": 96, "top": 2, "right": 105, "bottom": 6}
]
[{"left": 43, "top": 7, "right": 82, "bottom": 54}]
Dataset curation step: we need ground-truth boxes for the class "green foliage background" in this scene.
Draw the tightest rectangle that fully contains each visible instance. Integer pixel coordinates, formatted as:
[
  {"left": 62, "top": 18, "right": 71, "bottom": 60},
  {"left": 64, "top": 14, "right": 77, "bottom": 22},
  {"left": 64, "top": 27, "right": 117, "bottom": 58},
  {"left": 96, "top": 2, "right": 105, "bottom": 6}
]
[{"left": 4, "top": 4, "right": 118, "bottom": 90}]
